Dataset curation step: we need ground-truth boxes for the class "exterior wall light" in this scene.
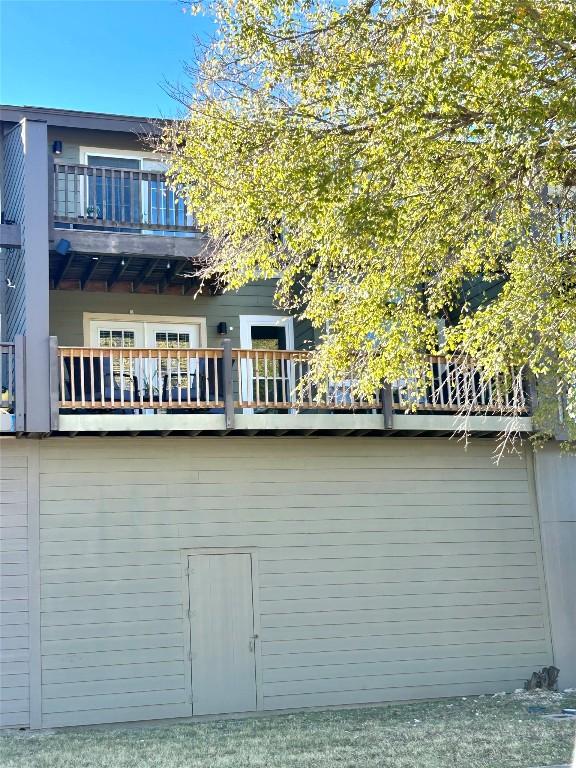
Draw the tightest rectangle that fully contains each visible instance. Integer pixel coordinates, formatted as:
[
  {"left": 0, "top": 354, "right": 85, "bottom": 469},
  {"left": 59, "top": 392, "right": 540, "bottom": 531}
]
[
  {"left": 52, "top": 140, "right": 63, "bottom": 155},
  {"left": 217, "top": 322, "right": 228, "bottom": 336}
]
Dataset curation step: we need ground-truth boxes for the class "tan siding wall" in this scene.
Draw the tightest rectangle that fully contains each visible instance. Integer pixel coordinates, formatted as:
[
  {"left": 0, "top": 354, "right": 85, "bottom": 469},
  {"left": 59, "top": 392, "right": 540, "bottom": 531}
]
[
  {"left": 0, "top": 445, "right": 29, "bottom": 728},
  {"left": 49, "top": 282, "right": 291, "bottom": 349},
  {"left": 37, "top": 438, "right": 552, "bottom": 727}
]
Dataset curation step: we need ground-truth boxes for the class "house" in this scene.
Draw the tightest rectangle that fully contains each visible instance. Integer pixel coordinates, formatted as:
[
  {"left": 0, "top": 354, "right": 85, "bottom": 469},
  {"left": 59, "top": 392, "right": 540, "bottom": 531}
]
[{"left": 0, "top": 105, "right": 574, "bottom": 730}]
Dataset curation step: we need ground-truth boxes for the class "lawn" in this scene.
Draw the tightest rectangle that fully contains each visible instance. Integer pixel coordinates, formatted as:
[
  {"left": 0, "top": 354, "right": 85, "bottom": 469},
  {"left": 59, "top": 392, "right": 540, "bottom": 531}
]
[{"left": 1, "top": 691, "right": 575, "bottom": 768}]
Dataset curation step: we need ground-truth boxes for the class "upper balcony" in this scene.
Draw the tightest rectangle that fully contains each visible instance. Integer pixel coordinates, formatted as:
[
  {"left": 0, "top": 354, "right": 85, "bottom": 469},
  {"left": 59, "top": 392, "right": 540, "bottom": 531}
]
[{"left": 51, "top": 162, "right": 208, "bottom": 269}]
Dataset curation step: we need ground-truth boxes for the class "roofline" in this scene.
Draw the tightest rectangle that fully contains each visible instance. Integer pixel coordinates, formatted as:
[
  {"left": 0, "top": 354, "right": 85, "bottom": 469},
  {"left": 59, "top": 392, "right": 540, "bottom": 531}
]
[{"left": 0, "top": 105, "right": 172, "bottom": 134}]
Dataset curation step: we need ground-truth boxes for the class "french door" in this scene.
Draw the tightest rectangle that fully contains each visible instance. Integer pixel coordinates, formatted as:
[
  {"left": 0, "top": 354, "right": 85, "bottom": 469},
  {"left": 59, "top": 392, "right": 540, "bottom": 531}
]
[{"left": 88, "top": 317, "right": 205, "bottom": 401}]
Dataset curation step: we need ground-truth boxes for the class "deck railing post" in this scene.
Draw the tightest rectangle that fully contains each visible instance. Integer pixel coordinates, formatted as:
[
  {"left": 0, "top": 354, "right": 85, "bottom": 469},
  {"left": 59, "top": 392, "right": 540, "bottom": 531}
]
[
  {"left": 14, "top": 335, "right": 26, "bottom": 432},
  {"left": 526, "top": 373, "right": 538, "bottom": 418},
  {"left": 381, "top": 382, "right": 394, "bottom": 430},
  {"left": 222, "top": 338, "right": 235, "bottom": 430},
  {"left": 48, "top": 336, "right": 60, "bottom": 432}
]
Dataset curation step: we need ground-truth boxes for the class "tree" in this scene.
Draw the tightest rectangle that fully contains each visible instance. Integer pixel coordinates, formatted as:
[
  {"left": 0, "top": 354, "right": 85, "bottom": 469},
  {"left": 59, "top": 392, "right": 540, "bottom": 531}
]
[{"left": 161, "top": 0, "right": 576, "bottom": 442}]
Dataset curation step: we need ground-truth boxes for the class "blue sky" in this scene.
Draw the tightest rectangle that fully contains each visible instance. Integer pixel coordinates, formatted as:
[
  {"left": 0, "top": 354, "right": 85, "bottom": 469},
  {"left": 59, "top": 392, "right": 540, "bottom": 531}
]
[{"left": 0, "top": 0, "right": 213, "bottom": 116}]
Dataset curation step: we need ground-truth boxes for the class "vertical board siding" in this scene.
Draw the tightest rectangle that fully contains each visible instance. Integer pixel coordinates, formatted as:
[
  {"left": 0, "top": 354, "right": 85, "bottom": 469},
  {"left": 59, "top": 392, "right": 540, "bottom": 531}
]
[
  {"left": 37, "top": 438, "right": 552, "bottom": 727},
  {"left": 0, "top": 449, "right": 29, "bottom": 728},
  {"left": 2, "top": 124, "right": 26, "bottom": 339}
]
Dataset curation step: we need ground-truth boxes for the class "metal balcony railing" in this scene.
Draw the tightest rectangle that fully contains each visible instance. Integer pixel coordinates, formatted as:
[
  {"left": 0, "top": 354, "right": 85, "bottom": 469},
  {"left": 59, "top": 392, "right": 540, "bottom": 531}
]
[{"left": 53, "top": 163, "right": 201, "bottom": 233}]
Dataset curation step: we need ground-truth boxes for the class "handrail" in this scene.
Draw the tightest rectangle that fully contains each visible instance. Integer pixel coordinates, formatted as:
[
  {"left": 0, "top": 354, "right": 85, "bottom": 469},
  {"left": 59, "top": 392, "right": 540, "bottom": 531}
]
[
  {"left": 58, "top": 347, "right": 223, "bottom": 410},
  {"left": 53, "top": 162, "right": 201, "bottom": 233},
  {"left": 57, "top": 346, "right": 528, "bottom": 415}
]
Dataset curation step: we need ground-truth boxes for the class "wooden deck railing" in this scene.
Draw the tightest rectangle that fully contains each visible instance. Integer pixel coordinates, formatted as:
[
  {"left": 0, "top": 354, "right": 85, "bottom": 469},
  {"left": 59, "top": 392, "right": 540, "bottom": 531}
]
[
  {"left": 58, "top": 346, "right": 528, "bottom": 416},
  {"left": 58, "top": 347, "right": 224, "bottom": 410},
  {"left": 53, "top": 163, "right": 200, "bottom": 232}
]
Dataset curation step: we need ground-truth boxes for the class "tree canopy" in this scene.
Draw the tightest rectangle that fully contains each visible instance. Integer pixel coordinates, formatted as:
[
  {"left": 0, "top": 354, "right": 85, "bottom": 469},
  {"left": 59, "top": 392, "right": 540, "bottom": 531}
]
[{"left": 161, "top": 0, "right": 576, "bottom": 440}]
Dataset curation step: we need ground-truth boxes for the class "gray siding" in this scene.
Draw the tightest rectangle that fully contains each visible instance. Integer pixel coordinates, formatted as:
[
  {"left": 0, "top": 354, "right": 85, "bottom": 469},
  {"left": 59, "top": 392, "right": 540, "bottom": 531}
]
[
  {"left": 2, "top": 124, "right": 26, "bottom": 340},
  {"left": 50, "top": 282, "right": 289, "bottom": 348},
  {"left": 37, "top": 438, "right": 552, "bottom": 727},
  {"left": 0, "top": 446, "right": 29, "bottom": 728},
  {"left": 534, "top": 444, "right": 576, "bottom": 687},
  {"left": 47, "top": 127, "right": 151, "bottom": 165}
]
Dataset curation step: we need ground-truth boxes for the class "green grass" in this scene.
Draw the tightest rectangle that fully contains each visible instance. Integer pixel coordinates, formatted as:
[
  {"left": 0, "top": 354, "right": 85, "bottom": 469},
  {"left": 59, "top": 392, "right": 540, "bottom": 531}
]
[{"left": 1, "top": 692, "right": 575, "bottom": 768}]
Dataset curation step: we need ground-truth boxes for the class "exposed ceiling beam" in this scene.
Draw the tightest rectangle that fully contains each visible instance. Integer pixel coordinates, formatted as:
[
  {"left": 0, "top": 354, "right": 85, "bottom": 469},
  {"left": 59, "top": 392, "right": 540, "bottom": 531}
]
[
  {"left": 183, "top": 276, "right": 201, "bottom": 296},
  {"left": 80, "top": 257, "right": 100, "bottom": 290},
  {"left": 132, "top": 259, "right": 159, "bottom": 292},
  {"left": 158, "top": 260, "right": 187, "bottom": 293},
  {"left": 107, "top": 257, "right": 132, "bottom": 289},
  {"left": 53, "top": 252, "right": 76, "bottom": 289}
]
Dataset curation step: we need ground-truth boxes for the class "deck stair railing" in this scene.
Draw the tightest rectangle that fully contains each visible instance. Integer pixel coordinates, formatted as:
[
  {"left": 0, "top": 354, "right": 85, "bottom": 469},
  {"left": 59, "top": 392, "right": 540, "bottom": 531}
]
[
  {"left": 53, "top": 163, "right": 200, "bottom": 232},
  {"left": 57, "top": 346, "right": 528, "bottom": 416}
]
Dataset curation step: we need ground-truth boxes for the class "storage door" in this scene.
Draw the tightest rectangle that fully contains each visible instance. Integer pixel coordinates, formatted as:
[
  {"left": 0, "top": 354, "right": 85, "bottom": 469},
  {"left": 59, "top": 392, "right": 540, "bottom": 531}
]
[{"left": 188, "top": 554, "right": 257, "bottom": 715}]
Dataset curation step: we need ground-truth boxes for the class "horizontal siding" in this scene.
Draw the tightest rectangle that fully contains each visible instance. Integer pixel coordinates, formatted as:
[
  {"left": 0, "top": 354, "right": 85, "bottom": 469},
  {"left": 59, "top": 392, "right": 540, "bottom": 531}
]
[
  {"left": 49, "top": 281, "right": 285, "bottom": 348},
  {"left": 0, "top": 449, "right": 29, "bottom": 728},
  {"left": 38, "top": 438, "right": 552, "bottom": 726}
]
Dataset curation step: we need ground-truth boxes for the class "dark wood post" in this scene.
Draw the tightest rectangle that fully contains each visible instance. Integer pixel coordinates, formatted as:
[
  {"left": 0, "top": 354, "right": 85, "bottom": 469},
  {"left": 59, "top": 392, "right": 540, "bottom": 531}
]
[
  {"left": 222, "top": 338, "right": 235, "bottom": 430},
  {"left": 381, "top": 382, "right": 394, "bottom": 430},
  {"left": 526, "top": 373, "right": 538, "bottom": 417}
]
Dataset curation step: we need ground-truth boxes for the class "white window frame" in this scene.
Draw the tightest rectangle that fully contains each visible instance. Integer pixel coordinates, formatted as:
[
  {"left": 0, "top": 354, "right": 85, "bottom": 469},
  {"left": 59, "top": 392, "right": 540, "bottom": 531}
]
[
  {"left": 79, "top": 149, "right": 170, "bottom": 227},
  {"left": 83, "top": 313, "right": 208, "bottom": 348},
  {"left": 79, "top": 147, "right": 162, "bottom": 166},
  {"left": 239, "top": 315, "right": 295, "bottom": 350}
]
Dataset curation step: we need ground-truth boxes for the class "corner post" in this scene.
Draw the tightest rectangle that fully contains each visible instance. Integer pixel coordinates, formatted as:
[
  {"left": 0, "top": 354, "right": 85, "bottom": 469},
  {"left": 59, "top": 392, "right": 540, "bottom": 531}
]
[
  {"left": 14, "top": 334, "right": 26, "bottom": 432},
  {"left": 49, "top": 336, "right": 59, "bottom": 432},
  {"left": 222, "top": 338, "right": 235, "bottom": 430},
  {"left": 382, "top": 382, "right": 394, "bottom": 430}
]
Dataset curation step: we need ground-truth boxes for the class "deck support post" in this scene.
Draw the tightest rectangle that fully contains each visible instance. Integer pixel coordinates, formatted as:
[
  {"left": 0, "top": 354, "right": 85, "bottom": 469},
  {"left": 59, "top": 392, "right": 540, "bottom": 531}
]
[
  {"left": 382, "top": 382, "right": 394, "bottom": 430},
  {"left": 48, "top": 336, "right": 59, "bottom": 432},
  {"left": 222, "top": 338, "right": 235, "bottom": 430},
  {"left": 14, "top": 335, "right": 26, "bottom": 432}
]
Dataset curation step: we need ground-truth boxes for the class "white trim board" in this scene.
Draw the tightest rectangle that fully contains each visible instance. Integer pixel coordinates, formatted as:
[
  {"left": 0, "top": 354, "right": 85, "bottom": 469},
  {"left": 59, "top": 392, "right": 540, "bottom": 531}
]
[{"left": 239, "top": 315, "right": 295, "bottom": 350}]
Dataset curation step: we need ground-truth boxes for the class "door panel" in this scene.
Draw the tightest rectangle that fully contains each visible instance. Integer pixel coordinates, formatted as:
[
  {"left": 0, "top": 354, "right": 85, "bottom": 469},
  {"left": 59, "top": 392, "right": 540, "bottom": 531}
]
[{"left": 188, "top": 554, "right": 257, "bottom": 715}]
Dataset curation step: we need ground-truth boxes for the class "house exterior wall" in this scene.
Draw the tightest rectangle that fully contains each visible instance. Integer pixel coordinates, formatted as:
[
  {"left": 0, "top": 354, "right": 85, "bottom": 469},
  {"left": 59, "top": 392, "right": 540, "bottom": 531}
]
[
  {"left": 533, "top": 444, "right": 576, "bottom": 688},
  {"left": 0, "top": 436, "right": 552, "bottom": 728},
  {"left": 49, "top": 282, "right": 301, "bottom": 349},
  {"left": 46, "top": 126, "right": 151, "bottom": 165},
  {"left": 0, "top": 441, "right": 38, "bottom": 729}
]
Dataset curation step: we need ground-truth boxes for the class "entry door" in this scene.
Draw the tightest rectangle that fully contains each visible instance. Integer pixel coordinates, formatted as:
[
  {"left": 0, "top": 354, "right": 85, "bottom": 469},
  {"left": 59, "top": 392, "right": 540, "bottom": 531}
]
[
  {"left": 239, "top": 316, "right": 295, "bottom": 410},
  {"left": 188, "top": 554, "right": 257, "bottom": 715}
]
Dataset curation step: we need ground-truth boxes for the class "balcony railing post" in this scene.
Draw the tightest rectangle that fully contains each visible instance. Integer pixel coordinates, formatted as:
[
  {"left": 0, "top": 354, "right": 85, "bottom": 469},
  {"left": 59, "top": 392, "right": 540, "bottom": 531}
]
[
  {"left": 49, "top": 336, "right": 60, "bottom": 432},
  {"left": 381, "top": 382, "right": 394, "bottom": 429},
  {"left": 526, "top": 373, "right": 538, "bottom": 418},
  {"left": 222, "top": 338, "right": 235, "bottom": 430},
  {"left": 14, "top": 335, "right": 26, "bottom": 432}
]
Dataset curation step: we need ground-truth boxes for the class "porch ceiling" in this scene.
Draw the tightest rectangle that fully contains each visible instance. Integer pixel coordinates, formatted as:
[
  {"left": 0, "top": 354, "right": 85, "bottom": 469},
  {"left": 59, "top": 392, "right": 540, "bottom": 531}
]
[{"left": 49, "top": 251, "right": 214, "bottom": 294}]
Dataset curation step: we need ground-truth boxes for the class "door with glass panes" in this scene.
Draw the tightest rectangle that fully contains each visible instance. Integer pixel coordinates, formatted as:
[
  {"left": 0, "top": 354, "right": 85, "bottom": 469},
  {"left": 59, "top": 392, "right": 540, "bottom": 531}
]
[{"left": 89, "top": 318, "right": 204, "bottom": 404}]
